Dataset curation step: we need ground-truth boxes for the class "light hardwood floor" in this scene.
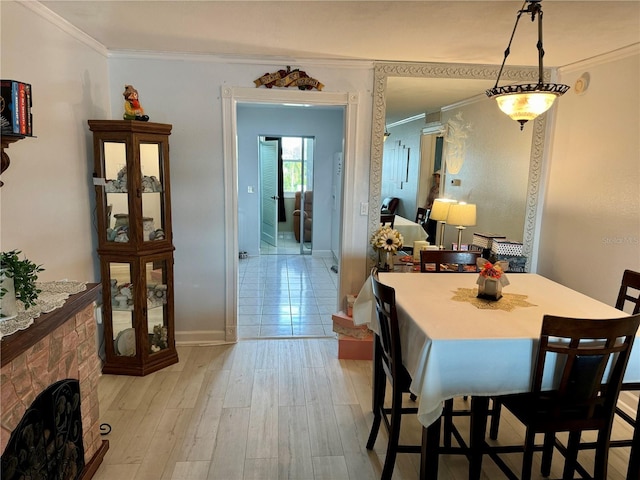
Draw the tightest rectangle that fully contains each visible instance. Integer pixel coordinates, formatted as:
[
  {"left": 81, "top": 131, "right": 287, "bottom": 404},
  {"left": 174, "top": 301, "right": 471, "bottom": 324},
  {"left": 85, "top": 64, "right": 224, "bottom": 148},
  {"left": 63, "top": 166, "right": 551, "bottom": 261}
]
[{"left": 94, "top": 338, "right": 637, "bottom": 479}]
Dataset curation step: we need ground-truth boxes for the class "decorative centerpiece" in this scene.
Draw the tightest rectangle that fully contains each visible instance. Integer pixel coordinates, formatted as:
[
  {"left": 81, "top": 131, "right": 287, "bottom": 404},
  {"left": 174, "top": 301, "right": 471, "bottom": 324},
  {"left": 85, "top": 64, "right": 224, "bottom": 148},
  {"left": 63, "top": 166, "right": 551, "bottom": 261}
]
[
  {"left": 371, "top": 226, "right": 404, "bottom": 272},
  {"left": 476, "top": 258, "right": 509, "bottom": 301}
]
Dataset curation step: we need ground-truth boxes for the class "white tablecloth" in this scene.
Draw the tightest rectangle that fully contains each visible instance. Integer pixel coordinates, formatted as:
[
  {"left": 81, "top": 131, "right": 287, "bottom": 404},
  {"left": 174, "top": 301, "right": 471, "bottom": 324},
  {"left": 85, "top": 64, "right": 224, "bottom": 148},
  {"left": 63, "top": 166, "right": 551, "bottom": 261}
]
[
  {"left": 392, "top": 215, "right": 427, "bottom": 246},
  {"left": 353, "top": 273, "right": 640, "bottom": 428}
]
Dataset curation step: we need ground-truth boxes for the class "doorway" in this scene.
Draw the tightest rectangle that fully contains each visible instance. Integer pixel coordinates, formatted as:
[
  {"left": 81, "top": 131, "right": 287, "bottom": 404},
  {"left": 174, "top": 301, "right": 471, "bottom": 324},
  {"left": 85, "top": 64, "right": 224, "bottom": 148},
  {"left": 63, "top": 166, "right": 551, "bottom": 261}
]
[
  {"left": 259, "top": 136, "right": 315, "bottom": 255},
  {"left": 222, "top": 87, "right": 360, "bottom": 343}
]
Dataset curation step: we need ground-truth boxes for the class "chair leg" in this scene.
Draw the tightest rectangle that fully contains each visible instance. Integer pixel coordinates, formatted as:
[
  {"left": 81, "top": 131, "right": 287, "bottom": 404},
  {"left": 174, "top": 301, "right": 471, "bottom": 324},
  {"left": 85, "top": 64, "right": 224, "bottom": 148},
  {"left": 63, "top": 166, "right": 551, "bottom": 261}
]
[
  {"left": 593, "top": 428, "right": 611, "bottom": 480},
  {"left": 628, "top": 409, "right": 640, "bottom": 480},
  {"left": 381, "top": 383, "right": 403, "bottom": 480},
  {"left": 366, "top": 338, "right": 384, "bottom": 450},
  {"left": 540, "top": 432, "right": 554, "bottom": 477},
  {"left": 521, "top": 427, "right": 537, "bottom": 480},
  {"left": 562, "top": 431, "right": 581, "bottom": 480},
  {"left": 489, "top": 398, "right": 502, "bottom": 440}
]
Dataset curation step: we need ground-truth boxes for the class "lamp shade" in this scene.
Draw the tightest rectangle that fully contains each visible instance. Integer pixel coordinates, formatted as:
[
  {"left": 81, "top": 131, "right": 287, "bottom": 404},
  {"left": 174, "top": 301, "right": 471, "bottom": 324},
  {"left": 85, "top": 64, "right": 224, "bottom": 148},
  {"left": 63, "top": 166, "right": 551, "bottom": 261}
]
[
  {"left": 429, "top": 198, "right": 456, "bottom": 222},
  {"left": 447, "top": 203, "right": 476, "bottom": 227},
  {"left": 494, "top": 90, "right": 559, "bottom": 125}
]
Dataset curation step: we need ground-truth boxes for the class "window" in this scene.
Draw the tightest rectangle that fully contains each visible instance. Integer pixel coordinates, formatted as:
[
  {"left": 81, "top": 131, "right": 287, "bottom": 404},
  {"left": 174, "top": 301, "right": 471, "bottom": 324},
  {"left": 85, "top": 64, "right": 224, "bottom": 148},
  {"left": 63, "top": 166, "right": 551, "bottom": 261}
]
[{"left": 282, "top": 137, "right": 306, "bottom": 193}]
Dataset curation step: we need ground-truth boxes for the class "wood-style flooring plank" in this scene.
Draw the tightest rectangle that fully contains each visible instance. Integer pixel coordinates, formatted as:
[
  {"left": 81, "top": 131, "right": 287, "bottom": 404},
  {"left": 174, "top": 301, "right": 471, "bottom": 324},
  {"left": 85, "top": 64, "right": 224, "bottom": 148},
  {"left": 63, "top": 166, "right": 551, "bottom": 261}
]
[
  {"left": 311, "top": 455, "right": 350, "bottom": 480},
  {"left": 169, "top": 461, "right": 210, "bottom": 480},
  {"left": 246, "top": 368, "right": 279, "bottom": 459},
  {"left": 207, "top": 407, "right": 250, "bottom": 480},
  {"left": 223, "top": 342, "right": 257, "bottom": 408}
]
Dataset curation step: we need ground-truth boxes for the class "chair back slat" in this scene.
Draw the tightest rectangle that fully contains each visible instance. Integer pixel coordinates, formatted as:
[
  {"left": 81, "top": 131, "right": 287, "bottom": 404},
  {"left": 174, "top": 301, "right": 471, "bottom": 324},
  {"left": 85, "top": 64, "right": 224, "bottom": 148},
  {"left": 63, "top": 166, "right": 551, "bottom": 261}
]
[
  {"left": 419, "top": 249, "right": 480, "bottom": 272},
  {"left": 371, "top": 269, "right": 404, "bottom": 384},
  {"left": 615, "top": 269, "right": 640, "bottom": 314},
  {"left": 532, "top": 314, "right": 640, "bottom": 423}
]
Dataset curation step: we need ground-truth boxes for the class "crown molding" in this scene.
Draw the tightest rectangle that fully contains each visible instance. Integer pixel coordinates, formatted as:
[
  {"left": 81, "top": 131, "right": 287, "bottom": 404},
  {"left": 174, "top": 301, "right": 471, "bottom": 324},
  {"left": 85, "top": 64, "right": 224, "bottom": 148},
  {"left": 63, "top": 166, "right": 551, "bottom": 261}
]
[
  {"left": 24, "top": 1, "right": 108, "bottom": 57},
  {"left": 559, "top": 43, "right": 640, "bottom": 74}
]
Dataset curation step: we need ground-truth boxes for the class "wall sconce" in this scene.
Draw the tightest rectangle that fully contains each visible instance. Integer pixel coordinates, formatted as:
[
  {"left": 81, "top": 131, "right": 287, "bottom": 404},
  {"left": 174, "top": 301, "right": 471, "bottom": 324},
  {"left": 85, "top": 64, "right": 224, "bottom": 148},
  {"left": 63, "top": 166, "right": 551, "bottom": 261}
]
[
  {"left": 447, "top": 202, "right": 476, "bottom": 250},
  {"left": 383, "top": 128, "right": 391, "bottom": 142},
  {"left": 429, "top": 198, "right": 457, "bottom": 249},
  {"left": 486, "top": 0, "right": 569, "bottom": 130}
]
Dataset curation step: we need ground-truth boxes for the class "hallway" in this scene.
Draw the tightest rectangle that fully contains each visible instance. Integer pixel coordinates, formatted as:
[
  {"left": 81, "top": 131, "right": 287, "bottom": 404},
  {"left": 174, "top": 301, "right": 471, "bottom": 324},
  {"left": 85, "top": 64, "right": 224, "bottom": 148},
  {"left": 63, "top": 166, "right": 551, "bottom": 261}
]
[{"left": 237, "top": 245, "right": 339, "bottom": 339}]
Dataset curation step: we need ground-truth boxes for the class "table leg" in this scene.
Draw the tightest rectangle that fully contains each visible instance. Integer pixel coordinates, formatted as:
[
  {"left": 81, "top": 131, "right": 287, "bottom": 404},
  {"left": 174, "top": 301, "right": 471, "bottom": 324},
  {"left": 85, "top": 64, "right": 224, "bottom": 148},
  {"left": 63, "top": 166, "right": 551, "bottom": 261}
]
[
  {"left": 420, "top": 417, "right": 441, "bottom": 480},
  {"left": 469, "top": 397, "right": 489, "bottom": 480}
]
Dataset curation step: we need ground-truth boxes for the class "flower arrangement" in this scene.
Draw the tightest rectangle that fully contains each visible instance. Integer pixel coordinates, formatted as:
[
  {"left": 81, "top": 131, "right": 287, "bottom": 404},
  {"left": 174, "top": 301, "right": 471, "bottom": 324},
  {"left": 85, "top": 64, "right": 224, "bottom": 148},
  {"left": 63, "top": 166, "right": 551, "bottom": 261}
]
[
  {"left": 476, "top": 258, "right": 510, "bottom": 301},
  {"left": 371, "top": 226, "right": 404, "bottom": 271},
  {"left": 370, "top": 226, "right": 404, "bottom": 253},
  {"left": 479, "top": 261, "right": 504, "bottom": 279}
]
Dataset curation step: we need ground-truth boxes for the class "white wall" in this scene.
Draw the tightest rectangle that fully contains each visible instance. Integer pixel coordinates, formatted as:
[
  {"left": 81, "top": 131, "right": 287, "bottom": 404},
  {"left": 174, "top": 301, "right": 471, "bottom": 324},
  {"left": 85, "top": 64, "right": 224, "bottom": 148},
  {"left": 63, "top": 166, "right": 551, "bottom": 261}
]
[
  {"left": 0, "top": 1, "right": 109, "bottom": 282},
  {"left": 236, "top": 104, "right": 345, "bottom": 256},
  {"left": 106, "top": 56, "right": 372, "bottom": 340},
  {"left": 537, "top": 47, "right": 640, "bottom": 305}
]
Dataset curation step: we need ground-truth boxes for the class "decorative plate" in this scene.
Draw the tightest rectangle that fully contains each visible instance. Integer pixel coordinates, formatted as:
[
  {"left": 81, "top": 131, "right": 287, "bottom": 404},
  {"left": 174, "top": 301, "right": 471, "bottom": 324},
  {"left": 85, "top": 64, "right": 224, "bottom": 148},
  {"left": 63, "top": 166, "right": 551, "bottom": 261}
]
[{"left": 115, "top": 328, "right": 136, "bottom": 356}]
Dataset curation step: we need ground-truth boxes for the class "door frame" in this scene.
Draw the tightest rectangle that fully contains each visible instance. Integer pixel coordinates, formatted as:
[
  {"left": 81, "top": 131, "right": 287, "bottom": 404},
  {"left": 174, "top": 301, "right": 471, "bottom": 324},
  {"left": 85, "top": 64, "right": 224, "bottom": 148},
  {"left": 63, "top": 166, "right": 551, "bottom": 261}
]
[{"left": 221, "top": 87, "right": 359, "bottom": 342}]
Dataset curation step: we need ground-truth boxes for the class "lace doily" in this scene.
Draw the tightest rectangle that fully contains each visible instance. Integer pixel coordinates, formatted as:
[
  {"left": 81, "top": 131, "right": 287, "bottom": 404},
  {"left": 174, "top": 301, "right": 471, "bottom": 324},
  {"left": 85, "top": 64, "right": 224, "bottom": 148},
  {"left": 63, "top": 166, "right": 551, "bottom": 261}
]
[
  {"left": 451, "top": 287, "right": 536, "bottom": 312},
  {"left": 0, "top": 281, "right": 87, "bottom": 340}
]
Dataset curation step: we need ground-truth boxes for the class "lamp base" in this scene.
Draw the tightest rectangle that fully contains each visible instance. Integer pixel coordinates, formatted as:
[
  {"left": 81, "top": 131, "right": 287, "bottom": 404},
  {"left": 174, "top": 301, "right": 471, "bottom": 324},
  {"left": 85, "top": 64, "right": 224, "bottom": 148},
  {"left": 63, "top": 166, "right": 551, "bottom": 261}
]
[{"left": 456, "top": 226, "right": 466, "bottom": 251}]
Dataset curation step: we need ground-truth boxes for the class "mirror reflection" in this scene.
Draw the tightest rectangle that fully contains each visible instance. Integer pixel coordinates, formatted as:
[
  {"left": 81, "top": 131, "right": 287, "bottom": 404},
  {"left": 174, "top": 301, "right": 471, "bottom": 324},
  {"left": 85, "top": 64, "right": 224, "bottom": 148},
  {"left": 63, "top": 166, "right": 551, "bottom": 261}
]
[{"left": 370, "top": 62, "right": 548, "bottom": 268}]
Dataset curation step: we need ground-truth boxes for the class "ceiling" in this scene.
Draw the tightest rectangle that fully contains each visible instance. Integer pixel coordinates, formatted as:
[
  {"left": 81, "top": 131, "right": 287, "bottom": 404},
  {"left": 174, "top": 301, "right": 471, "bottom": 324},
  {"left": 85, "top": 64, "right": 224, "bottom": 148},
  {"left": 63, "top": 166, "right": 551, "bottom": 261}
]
[{"left": 37, "top": 1, "right": 640, "bottom": 122}]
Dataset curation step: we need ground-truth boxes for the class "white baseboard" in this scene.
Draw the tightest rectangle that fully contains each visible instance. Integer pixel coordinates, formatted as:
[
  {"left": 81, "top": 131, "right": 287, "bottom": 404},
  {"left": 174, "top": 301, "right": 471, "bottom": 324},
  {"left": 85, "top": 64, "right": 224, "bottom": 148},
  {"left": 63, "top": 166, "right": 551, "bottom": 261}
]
[{"left": 175, "top": 330, "right": 234, "bottom": 346}]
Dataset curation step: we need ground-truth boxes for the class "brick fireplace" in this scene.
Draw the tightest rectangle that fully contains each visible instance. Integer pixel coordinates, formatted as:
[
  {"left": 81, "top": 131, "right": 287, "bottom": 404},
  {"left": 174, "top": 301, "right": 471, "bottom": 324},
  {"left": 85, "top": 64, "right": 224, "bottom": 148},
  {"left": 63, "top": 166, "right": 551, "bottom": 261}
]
[{"left": 0, "top": 284, "right": 108, "bottom": 479}]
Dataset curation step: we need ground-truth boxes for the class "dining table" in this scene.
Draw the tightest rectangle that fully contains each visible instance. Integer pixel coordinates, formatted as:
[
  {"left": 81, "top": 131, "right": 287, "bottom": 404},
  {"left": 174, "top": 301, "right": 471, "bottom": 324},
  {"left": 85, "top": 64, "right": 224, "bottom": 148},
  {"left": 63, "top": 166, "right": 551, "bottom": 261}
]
[
  {"left": 391, "top": 215, "right": 428, "bottom": 247},
  {"left": 353, "top": 272, "right": 640, "bottom": 479}
]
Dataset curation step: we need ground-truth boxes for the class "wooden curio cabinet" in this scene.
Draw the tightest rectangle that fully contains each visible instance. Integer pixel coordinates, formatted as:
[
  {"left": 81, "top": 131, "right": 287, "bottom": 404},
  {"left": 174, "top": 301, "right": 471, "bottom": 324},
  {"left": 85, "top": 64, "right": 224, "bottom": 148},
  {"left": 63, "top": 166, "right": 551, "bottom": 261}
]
[{"left": 89, "top": 120, "right": 178, "bottom": 375}]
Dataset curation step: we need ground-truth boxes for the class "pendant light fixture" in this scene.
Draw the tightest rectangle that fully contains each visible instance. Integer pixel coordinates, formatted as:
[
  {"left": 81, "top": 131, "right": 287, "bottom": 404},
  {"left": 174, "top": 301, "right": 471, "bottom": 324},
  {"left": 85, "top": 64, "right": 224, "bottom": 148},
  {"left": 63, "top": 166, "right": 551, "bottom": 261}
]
[{"left": 486, "top": 0, "right": 569, "bottom": 130}]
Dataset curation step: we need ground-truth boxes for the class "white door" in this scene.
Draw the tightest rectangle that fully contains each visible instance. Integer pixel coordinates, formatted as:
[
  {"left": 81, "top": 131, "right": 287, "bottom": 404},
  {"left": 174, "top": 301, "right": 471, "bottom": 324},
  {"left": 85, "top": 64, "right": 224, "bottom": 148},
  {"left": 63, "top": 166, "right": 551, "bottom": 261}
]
[{"left": 259, "top": 139, "right": 279, "bottom": 246}]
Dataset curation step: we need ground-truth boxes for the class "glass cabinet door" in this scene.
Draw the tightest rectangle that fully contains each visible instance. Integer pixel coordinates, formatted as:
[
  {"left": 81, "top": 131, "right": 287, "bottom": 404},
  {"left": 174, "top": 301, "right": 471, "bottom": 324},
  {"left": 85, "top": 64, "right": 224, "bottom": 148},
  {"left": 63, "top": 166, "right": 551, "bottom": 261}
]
[
  {"left": 145, "top": 258, "right": 169, "bottom": 355},
  {"left": 108, "top": 261, "right": 136, "bottom": 356},
  {"left": 139, "top": 142, "right": 166, "bottom": 243},
  {"left": 103, "top": 141, "right": 130, "bottom": 245}
]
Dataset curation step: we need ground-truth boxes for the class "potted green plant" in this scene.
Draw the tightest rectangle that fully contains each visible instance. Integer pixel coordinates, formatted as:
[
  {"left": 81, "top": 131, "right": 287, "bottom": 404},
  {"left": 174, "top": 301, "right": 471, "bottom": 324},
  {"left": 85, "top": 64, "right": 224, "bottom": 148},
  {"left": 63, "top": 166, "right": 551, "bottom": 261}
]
[{"left": 0, "top": 250, "right": 44, "bottom": 318}]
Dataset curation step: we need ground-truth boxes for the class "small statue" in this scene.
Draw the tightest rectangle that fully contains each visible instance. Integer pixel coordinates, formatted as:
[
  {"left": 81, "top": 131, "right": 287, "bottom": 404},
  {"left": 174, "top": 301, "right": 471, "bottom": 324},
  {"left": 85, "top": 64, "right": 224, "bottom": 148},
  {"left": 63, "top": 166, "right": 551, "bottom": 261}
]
[{"left": 123, "top": 85, "right": 149, "bottom": 121}]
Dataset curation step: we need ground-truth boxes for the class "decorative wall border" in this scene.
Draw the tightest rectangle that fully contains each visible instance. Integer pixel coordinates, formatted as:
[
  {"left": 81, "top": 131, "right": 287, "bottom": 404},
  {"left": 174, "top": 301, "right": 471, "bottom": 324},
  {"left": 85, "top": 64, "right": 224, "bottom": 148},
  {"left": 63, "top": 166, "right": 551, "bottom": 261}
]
[{"left": 368, "top": 62, "right": 548, "bottom": 271}]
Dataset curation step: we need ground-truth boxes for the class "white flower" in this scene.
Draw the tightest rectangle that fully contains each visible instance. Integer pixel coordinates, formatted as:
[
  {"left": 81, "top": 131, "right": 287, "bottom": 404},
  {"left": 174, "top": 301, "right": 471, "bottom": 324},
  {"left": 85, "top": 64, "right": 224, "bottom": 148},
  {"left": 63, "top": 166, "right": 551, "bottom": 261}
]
[{"left": 370, "top": 226, "right": 404, "bottom": 253}]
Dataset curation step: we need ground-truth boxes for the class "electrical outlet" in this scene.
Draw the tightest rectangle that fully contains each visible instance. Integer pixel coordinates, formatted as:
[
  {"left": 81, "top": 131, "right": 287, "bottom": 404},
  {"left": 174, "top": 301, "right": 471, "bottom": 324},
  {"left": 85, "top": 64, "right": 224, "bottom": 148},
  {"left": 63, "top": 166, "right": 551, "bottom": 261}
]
[{"left": 360, "top": 202, "right": 369, "bottom": 215}]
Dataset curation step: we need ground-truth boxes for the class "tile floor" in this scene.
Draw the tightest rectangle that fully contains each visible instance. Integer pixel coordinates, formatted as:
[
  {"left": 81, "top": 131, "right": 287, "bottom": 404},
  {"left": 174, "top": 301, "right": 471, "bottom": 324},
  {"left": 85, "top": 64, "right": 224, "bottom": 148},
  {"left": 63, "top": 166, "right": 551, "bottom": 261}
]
[{"left": 238, "top": 236, "right": 339, "bottom": 339}]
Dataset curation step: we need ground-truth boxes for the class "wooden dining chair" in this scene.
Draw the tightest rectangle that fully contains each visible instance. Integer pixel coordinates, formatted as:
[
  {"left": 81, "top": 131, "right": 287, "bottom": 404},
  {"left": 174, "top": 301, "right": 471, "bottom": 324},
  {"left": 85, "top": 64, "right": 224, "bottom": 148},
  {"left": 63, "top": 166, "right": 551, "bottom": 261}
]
[
  {"left": 366, "top": 268, "right": 420, "bottom": 479},
  {"left": 415, "top": 207, "right": 428, "bottom": 226},
  {"left": 484, "top": 313, "right": 640, "bottom": 480},
  {"left": 380, "top": 213, "right": 395, "bottom": 229},
  {"left": 418, "top": 249, "right": 482, "bottom": 448},
  {"left": 610, "top": 269, "right": 640, "bottom": 479},
  {"left": 419, "top": 249, "right": 480, "bottom": 272}
]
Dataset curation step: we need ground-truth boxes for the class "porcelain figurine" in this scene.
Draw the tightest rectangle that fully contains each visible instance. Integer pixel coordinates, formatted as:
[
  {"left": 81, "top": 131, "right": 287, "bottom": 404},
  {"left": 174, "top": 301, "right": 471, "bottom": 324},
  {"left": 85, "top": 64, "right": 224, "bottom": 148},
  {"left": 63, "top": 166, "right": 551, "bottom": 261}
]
[{"left": 123, "top": 85, "right": 149, "bottom": 121}]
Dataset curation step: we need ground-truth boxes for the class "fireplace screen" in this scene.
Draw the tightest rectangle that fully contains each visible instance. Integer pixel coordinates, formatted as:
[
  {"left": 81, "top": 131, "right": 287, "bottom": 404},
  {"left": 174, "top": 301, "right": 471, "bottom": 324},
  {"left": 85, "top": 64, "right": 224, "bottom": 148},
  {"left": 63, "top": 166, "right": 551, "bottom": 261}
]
[{"left": 1, "top": 379, "right": 85, "bottom": 480}]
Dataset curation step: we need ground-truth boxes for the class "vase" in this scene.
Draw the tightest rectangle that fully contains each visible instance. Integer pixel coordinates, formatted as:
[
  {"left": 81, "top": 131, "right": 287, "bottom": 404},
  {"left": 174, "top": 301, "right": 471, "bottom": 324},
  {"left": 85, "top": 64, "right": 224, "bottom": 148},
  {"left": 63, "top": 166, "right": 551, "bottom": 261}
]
[
  {"left": 377, "top": 250, "right": 394, "bottom": 272},
  {"left": 477, "top": 277, "right": 503, "bottom": 301}
]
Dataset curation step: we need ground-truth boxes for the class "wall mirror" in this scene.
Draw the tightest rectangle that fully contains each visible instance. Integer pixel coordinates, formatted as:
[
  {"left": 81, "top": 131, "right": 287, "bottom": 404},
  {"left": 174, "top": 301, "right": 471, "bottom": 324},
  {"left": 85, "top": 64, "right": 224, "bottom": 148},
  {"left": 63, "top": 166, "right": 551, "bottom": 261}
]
[{"left": 369, "top": 62, "right": 550, "bottom": 270}]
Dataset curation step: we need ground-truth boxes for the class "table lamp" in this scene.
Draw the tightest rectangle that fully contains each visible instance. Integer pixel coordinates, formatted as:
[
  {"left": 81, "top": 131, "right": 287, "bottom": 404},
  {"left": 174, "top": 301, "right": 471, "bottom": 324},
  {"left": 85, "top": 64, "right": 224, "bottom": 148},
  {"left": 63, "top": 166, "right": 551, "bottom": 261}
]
[
  {"left": 447, "top": 202, "right": 476, "bottom": 250},
  {"left": 429, "top": 198, "right": 457, "bottom": 249}
]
